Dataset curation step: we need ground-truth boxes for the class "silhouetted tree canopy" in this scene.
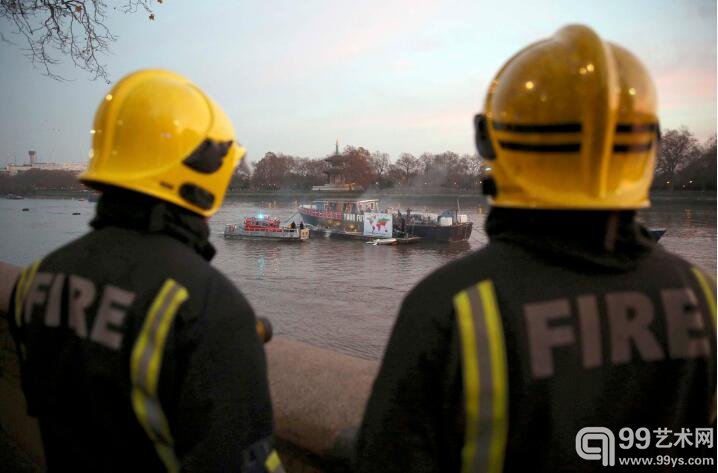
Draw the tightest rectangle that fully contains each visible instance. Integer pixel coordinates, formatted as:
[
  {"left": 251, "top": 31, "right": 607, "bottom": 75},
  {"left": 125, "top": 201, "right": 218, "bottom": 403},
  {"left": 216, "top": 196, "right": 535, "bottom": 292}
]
[
  {"left": 656, "top": 133, "right": 716, "bottom": 191},
  {"left": 0, "top": 0, "right": 161, "bottom": 82},
  {"left": 656, "top": 127, "right": 700, "bottom": 189}
]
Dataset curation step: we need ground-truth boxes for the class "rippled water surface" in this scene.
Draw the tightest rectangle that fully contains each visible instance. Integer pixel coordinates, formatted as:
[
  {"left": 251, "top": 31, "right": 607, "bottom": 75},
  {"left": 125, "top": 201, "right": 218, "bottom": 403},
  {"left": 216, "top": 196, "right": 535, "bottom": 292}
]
[{"left": 1, "top": 195, "right": 715, "bottom": 359}]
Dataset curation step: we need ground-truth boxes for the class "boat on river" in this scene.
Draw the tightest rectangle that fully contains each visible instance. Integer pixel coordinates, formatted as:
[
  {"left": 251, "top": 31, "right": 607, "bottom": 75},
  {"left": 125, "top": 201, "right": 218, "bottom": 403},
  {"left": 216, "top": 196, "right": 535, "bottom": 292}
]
[
  {"left": 298, "top": 198, "right": 473, "bottom": 243},
  {"left": 299, "top": 199, "right": 384, "bottom": 241},
  {"left": 649, "top": 228, "right": 666, "bottom": 242},
  {"left": 393, "top": 208, "right": 473, "bottom": 243},
  {"left": 224, "top": 216, "right": 309, "bottom": 242}
]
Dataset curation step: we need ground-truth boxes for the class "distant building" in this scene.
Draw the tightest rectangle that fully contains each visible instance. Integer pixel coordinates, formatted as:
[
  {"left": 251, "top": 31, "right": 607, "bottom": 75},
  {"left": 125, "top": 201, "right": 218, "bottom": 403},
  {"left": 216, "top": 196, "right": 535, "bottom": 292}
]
[
  {"left": 311, "top": 140, "right": 364, "bottom": 192},
  {"left": 2, "top": 150, "right": 85, "bottom": 176}
]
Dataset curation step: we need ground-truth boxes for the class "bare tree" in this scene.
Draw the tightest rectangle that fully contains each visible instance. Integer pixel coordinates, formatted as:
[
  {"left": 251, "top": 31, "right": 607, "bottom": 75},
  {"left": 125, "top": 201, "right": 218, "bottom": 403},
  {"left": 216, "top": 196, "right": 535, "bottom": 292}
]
[
  {"left": 0, "top": 1, "right": 160, "bottom": 82},
  {"left": 251, "top": 152, "right": 295, "bottom": 190},
  {"left": 465, "top": 153, "right": 484, "bottom": 177},
  {"left": 676, "top": 134, "right": 717, "bottom": 191},
  {"left": 657, "top": 127, "right": 700, "bottom": 189},
  {"left": 393, "top": 153, "right": 419, "bottom": 184},
  {"left": 370, "top": 151, "right": 390, "bottom": 180},
  {"left": 418, "top": 152, "right": 433, "bottom": 175}
]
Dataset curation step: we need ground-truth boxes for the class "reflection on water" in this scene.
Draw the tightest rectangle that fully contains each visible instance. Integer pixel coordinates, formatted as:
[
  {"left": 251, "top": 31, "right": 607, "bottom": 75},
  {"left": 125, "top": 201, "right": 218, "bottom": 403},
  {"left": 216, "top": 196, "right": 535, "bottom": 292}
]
[
  {"left": 0, "top": 196, "right": 715, "bottom": 359},
  {"left": 637, "top": 199, "right": 716, "bottom": 279}
]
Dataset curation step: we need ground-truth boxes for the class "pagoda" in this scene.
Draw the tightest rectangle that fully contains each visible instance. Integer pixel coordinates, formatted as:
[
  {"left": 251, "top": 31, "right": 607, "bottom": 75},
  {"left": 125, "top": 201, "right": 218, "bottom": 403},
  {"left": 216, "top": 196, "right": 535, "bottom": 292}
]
[{"left": 311, "top": 140, "right": 364, "bottom": 192}]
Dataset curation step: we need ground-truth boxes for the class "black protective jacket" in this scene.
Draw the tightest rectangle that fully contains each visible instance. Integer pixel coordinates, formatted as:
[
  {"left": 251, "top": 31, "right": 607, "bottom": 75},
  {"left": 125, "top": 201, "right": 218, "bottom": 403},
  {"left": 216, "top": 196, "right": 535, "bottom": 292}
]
[
  {"left": 357, "top": 208, "right": 716, "bottom": 472},
  {"left": 9, "top": 190, "right": 276, "bottom": 472}
]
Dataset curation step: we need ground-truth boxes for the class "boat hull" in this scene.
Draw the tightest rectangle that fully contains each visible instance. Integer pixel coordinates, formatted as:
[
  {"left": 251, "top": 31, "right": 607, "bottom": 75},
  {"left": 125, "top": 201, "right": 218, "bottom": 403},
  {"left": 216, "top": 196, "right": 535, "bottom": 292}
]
[
  {"left": 299, "top": 207, "right": 473, "bottom": 243},
  {"left": 224, "top": 225, "right": 309, "bottom": 242},
  {"left": 308, "top": 228, "right": 373, "bottom": 241},
  {"left": 400, "top": 222, "right": 473, "bottom": 243}
]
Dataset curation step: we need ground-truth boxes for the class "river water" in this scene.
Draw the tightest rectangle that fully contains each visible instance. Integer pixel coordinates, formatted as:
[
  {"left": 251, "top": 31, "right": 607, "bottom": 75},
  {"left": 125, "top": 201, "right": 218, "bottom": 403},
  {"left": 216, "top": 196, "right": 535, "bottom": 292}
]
[{"left": 1, "top": 195, "right": 715, "bottom": 359}]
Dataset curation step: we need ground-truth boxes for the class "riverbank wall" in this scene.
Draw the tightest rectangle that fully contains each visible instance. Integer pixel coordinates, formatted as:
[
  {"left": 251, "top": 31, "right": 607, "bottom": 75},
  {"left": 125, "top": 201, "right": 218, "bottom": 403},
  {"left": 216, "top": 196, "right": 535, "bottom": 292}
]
[{"left": 7, "top": 189, "right": 717, "bottom": 204}]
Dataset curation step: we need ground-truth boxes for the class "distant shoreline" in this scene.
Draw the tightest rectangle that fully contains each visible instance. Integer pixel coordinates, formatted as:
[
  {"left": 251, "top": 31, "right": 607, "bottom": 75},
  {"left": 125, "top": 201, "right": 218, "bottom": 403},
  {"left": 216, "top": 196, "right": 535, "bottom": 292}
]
[{"left": 7, "top": 188, "right": 716, "bottom": 204}]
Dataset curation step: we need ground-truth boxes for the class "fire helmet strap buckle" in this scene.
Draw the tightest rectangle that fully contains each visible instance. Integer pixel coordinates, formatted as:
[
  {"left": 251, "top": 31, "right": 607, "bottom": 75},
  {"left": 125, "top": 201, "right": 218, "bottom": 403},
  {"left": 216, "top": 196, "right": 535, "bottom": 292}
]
[{"left": 474, "top": 113, "right": 496, "bottom": 160}]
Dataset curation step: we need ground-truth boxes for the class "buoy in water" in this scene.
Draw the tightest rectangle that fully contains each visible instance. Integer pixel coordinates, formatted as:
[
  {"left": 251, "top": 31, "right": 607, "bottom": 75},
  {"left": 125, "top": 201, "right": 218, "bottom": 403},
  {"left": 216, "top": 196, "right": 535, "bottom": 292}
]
[
  {"left": 72, "top": 212, "right": 81, "bottom": 215},
  {"left": 22, "top": 208, "right": 29, "bottom": 212}
]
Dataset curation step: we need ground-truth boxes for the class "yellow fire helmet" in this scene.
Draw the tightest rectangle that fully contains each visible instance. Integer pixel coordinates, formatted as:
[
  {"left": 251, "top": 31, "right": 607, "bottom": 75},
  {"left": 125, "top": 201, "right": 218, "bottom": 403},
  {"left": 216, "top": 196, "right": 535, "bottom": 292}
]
[
  {"left": 80, "top": 69, "right": 246, "bottom": 217},
  {"left": 475, "top": 24, "right": 659, "bottom": 209}
]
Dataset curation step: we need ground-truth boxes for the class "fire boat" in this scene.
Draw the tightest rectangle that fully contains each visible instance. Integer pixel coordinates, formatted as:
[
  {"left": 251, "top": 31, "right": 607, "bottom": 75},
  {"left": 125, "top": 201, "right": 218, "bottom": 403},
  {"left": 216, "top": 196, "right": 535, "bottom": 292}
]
[{"left": 224, "top": 215, "right": 309, "bottom": 242}]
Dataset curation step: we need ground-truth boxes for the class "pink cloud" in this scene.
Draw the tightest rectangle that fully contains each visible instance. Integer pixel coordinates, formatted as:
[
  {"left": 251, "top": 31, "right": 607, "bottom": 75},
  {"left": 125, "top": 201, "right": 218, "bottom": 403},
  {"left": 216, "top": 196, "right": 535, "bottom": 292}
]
[
  {"left": 335, "top": 100, "right": 473, "bottom": 136},
  {"left": 654, "top": 67, "right": 716, "bottom": 109},
  {"left": 251, "top": 0, "right": 442, "bottom": 85},
  {"left": 317, "top": 1, "right": 440, "bottom": 63}
]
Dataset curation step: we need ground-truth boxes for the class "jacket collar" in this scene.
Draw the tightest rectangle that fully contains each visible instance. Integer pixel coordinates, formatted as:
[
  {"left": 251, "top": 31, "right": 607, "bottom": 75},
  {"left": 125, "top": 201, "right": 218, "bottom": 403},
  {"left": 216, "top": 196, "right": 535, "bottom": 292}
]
[
  {"left": 90, "top": 188, "right": 216, "bottom": 261},
  {"left": 485, "top": 207, "right": 655, "bottom": 271}
]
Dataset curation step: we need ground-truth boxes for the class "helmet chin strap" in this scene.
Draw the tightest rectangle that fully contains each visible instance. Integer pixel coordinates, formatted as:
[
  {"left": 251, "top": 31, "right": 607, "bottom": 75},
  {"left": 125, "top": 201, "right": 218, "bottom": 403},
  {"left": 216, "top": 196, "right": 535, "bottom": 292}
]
[
  {"left": 474, "top": 113, "right": 498, "bottom": 197},
  {"left": 474, "top": 113, "right": 496, "bottom": 160}
]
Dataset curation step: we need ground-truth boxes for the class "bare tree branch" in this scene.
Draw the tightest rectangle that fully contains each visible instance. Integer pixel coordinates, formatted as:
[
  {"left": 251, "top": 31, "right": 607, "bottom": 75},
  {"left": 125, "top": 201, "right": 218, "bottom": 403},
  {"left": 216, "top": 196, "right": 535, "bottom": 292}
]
[{"left": 0, "top": 1, "right": 160, "bottom": 82}]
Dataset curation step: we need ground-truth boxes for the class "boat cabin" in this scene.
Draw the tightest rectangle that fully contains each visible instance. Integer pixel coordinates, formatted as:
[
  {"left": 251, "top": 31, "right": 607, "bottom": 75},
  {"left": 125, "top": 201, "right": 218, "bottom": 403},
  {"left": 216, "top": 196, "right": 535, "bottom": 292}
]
[{"left": 313, "top": 199, "right": 380, "bottom": 214}]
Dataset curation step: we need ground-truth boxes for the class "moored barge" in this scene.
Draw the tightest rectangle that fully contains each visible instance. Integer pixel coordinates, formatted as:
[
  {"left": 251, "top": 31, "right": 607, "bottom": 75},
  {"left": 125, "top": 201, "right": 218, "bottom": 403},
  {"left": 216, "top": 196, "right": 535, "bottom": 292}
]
[
  {"left": 393, "top": 209, "right": 473, "bottom": 243},
  {"left": 298, "top": 198, "right": 472, "bottom": 243},
  {"left": 300, "top": 199, "right": 393, "bottom": 241}
]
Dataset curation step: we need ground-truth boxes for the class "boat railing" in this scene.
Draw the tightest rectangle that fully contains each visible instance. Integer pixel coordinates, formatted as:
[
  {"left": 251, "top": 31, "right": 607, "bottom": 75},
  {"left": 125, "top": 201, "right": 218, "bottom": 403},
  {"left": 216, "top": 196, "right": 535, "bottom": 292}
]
[
  {"left": 299, "top": 208, "right": 344, "bottom": 220},
  {"left": 244, "top": 225, "right": 298, "bottom": 233},
  {"left": 299, "top": 207, "right": 369, "bottom": 223},
  {"left": 225, "top": 223, "right": 299, "bottom": 234}
]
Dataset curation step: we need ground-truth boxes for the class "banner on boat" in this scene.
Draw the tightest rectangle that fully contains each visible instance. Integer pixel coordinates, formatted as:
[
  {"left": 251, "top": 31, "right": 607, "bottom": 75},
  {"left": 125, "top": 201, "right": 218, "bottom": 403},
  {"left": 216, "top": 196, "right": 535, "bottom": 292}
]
[{"left": 363, "top": 213, "right": 393, "bottom": 237}]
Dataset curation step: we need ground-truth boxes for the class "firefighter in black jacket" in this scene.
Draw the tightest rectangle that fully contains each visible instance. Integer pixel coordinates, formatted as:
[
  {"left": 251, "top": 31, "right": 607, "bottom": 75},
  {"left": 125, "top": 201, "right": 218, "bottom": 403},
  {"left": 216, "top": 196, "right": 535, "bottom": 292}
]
[
  {"left": 356, "top": 25, "right": 716, "bottom": 472},
  {"left": 9, "top": 70, "right": 285, "bottom": 472}
]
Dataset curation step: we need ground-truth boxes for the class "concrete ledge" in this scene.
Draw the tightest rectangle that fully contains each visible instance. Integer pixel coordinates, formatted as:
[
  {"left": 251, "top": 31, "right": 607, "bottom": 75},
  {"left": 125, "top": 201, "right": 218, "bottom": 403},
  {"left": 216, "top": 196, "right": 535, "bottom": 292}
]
[
  {"left": 0, "top": 261, "right": 375, "bottom": 472},
  {"left": 267, "top": 338, "right": 377, "bottom": 464}
]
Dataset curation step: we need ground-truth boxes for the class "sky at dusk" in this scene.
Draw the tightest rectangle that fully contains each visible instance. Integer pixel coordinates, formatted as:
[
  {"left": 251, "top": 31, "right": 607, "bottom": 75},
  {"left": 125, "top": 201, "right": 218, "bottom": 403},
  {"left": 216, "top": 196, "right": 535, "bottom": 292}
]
[{"left": 0, "top": 0, "right": 716, "bottom": 166}]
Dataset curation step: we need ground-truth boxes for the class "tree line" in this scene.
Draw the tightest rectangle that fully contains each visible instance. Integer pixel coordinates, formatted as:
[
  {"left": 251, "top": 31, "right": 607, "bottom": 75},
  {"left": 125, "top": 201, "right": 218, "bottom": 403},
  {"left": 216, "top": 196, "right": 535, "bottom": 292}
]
[
  {"left": 1, "top": 127, "right": 715, "bottom": 194},
  {"left": 230, "top": 146, "right": 486, "bottom": 192},
  {"left": 0, "top": 169, "right": 84, "bottom": 193},
  {"left": 230, "top": 127, "right": 716, "bottom": 192}
]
